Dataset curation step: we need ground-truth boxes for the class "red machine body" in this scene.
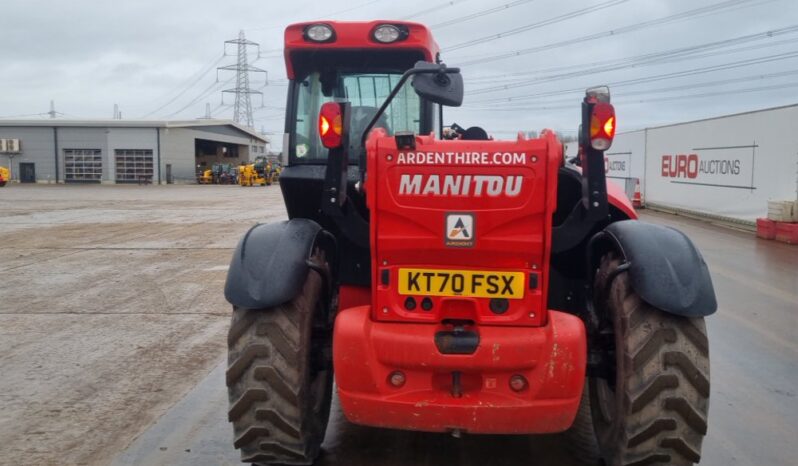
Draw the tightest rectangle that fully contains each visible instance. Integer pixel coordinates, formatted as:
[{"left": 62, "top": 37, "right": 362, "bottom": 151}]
[
  {"left": 334, "top": 130, "right": 588, "bottom": 433},
  {"left": 281, "top": 19, "right": 637, "bottom": 435}
]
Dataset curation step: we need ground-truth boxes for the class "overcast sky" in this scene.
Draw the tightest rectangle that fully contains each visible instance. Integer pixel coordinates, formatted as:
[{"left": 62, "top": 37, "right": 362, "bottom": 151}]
[{"left": 2, "top": 0, "right": 796, "bottom": 146}]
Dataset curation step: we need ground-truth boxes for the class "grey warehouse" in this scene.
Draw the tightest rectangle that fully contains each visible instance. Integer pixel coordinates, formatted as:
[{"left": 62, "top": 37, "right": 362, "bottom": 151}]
[{"left": 0, "top": 119, "right": 269, "bottom": 184}]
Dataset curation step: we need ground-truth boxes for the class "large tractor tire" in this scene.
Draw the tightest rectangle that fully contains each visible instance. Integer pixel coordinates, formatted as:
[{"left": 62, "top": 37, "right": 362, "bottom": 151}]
[
  {"left": 226, "top": 255, "right": 333, "bottom": 465},
  {"left": 588, "top": 252, "right": 710, "bottom": 466}
]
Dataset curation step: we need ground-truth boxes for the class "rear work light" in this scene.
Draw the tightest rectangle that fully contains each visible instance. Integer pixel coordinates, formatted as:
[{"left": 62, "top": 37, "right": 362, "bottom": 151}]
[
  {"left": 589, "top": 102, "right": 616, "bottom": 151},
  {"left": 319, "top": 102, "right": 344, "bottom": 149},
  {"left": 304, "top": 24, "right": 335, "bottom": 42},
  {"left": 372, "top": 24, "right": 409, "bottom": 43},
  {"left": 584, "top": 86, "right": 615, "bottom": 151}
]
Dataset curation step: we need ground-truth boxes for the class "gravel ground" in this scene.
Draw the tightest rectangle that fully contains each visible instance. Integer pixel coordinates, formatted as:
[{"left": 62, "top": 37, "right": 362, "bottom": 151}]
[{"left": 0, "top": 184, "right": 286, "bottom": 466}]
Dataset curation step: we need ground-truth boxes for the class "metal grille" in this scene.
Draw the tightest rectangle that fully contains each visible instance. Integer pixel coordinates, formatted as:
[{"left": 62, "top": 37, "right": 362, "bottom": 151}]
[
  {"left": 64, "top": 149, "right": 102, "bottom": 183},
  {"left": 114, "top": 149, "right": 154, "bottom": 183}
]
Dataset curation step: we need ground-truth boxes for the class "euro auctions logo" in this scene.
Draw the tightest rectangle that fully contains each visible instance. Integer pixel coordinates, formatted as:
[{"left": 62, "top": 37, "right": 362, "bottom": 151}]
[
  {"left": 661, "top": 154, "right": 742, "bottom": 179},
  {"left": 660, "top": 148, "right": 753, "bottom": 190}
]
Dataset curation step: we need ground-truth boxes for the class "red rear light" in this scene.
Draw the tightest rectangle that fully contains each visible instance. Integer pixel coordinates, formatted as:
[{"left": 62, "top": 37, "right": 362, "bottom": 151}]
[
  {"left": 319, "top": 102, "right": 344, "bottom": 149},
  {"left": 589, "top": 102, "right": 616, "bottom": 151}
]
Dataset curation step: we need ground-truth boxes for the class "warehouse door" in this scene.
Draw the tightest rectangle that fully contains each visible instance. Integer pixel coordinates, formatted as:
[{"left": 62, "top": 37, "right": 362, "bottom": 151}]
[
  {"left": 64, "top": 149, "right": 102, "bottom": 183},
  {"left": 19, "top": 163, "right": 35, "bottom": 183},
  {"left": 115, "top": 149, "right": 154, "bottom": 183}
]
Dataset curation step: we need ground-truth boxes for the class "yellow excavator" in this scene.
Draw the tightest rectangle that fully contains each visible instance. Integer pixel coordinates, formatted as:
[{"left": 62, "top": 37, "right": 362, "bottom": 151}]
[{"left": 0, "top": 166, "right": 9, "bottom": 187}]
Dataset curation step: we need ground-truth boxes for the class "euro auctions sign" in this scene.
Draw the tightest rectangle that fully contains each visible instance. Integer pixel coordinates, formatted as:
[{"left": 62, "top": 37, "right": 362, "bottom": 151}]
[
  {"left": 632, "top": 104, "right": 798, "bottom": 221},
  {"left": 660, "top": 145, "right": 756, "bottom": 190}
]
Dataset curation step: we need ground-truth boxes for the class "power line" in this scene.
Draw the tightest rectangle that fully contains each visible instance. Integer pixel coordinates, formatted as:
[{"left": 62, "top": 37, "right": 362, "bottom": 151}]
[
  {"left": 452, "top": 0, "right": 772, "bottom": 65},
  {"left": 473, "top": 81, "right": 798, "bottom": 112},
  {"left": 616, "top": 82, "right": 798, "bottom": 105},
  {"left": 0, "top": 112, "right": 49, "bottom": 119},
  {"left": 444, "top": 0, "right": 632, "bottom": 51},
  {"left": 464, "top": 25, "right": 798, "bottom": 84},
  {"left": 402, "top": 0, "right": 473, "bottom": 20},
  {"left": 141, "top": 54, "right": 225, "bottom": 118},
  {"left": 246, "top": 0, "right": 386, "bottom": 33},
  {"left": 162, "top": 74, "right": 236, "bottom": 118},
  {"left": 470, "top": 50, "right": 798, "bottom": 104},
  {"left": 431, "top": 0, "right": 536, "bottom": 28},
  {"left": 470, "top": 69, "right": 798, "bottom": 110},
  {"left": 467, "top": 29, "right": 798, "bottom": 95}
]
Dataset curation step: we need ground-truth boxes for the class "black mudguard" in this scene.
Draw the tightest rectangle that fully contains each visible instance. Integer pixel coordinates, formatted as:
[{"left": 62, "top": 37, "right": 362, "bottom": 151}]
[
  {"left": 224, "top": 218, "right": 331, "bottom": 309},
  {"left": 591, "top": 220, "right": 717, "bottom": 317}
]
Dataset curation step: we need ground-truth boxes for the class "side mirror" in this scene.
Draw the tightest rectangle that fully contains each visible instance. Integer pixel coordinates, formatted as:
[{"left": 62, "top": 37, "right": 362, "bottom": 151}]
[{"left": 411, "top": 61, "right": 464, "bottom": 107}]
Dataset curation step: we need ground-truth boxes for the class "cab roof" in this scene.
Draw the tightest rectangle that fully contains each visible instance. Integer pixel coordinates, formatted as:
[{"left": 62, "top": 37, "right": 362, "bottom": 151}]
[{"left": 283, "top": 20, "right": 440, "bottom": 79}]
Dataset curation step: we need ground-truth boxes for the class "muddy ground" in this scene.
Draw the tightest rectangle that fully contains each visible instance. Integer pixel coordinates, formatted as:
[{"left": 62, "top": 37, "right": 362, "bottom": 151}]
[
  {"left": 0, "top": 184, "right": 284, "bottom": 466},
  {"left": 2, "top": 184, "right": 797, "bottom": 466}
]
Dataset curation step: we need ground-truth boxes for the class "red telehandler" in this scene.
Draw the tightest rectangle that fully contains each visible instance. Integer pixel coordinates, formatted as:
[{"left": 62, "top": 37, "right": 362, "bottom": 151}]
[{"left": 224, "top": 21, "right": 716, "bottom": 466}]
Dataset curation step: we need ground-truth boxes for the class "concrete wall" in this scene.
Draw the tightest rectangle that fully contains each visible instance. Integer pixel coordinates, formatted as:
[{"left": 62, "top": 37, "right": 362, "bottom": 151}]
[
  {"left": 0, "top": 126, "right": 56, "bottom": 182},
  {"left": 157, "top": 127, "right": 194, "bottom": 183},
  {"left": 611, "top": 105, "right": 798, "bottom": 222},
  {"left": 605, "top": 129, "right": 646, "bottom": 194},
  {"left": 643, "top": 105, "right": 798, "bottom": 221}
]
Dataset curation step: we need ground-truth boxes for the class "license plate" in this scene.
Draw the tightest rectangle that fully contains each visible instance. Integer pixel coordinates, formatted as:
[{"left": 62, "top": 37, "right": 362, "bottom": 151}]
[{"left": 398, "top": 268, "right": 525, "bottom": 299}]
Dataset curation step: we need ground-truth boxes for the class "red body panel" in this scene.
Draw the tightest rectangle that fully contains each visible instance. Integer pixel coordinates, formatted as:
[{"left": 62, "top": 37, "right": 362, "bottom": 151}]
[
  {"left": 284, "top": 21, "right": 439, "bottom": 79},
  {"left": 365, "top": 130, "right": 562, "bottom": 327},
  {"left": 607, "top": 178, "right": 638, "bottom": 219},
  {"left": 334, "top": 306, "right": 586, "bottom": 433},
  {"left": 339, "top": 285, "right": 371, "bottom": 311},
  {"left": 330, "top": 129, "right": 587, "bottom": 434}
]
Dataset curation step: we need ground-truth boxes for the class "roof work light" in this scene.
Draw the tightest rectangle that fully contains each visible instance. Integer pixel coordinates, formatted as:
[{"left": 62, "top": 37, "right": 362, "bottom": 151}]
[
  {"left": 372, "top": 24, "right": 408, "bottom": 43},
  {"left": 304, "top": 24, "right": 335, "bottom": 42}
]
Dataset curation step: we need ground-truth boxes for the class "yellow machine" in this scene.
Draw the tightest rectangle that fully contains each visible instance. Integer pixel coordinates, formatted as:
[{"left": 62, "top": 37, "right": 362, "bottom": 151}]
[
  {"left": 0, "top": 166, "right": 9, "bottom": 187},
  {"left": 238, "top": 158, "right": 274, "bottom": 187},
  {"left": 197, "top": 169, "right": 213, "bottom": 184}
]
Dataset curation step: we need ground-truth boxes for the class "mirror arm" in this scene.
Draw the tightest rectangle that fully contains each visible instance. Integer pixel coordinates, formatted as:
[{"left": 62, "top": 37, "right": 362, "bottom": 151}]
[{"left": 359, "top": 66, "right": 460, "bottom": 150}]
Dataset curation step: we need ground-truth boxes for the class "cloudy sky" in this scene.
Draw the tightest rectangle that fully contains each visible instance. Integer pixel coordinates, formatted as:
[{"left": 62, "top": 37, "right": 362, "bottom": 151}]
[{"left": 2, "top": 0, "right": 796, "bottom": 146}]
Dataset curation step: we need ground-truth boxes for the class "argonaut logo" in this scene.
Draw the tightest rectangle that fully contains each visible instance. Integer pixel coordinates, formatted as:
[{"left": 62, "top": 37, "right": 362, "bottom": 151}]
[
  {"left": 449, "top": 217, "right": 470, "bottom": 240},
  {"left": 399, "top": 174, "right": 523, "bottom": 197},
  {"left": 445, "top": 213, "right": 474, "bottom": 247}
]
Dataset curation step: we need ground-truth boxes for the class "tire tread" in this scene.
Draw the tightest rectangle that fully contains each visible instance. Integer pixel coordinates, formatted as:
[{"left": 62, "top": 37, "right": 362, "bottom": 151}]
[
  {"left": 590, "top": 254, "right": 710, "bottom": 466},
  {"left": 226, "top": 261, "right": 332, "bottom": 465}
]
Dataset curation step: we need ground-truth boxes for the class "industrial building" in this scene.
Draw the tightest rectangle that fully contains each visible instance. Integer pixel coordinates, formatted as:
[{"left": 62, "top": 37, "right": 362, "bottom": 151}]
[{"left": 0, "top": 119, "right": 269, "bottom": 184}]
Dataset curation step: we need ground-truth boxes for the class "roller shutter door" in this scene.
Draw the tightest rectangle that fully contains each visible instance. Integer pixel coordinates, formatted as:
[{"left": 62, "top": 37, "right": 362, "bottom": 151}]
[
  {"left": 64, "top": 149, "right": 102, "bottom": 183},
  {"left": 115, "top": 149, "right": 154, "bottom": 183}
]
